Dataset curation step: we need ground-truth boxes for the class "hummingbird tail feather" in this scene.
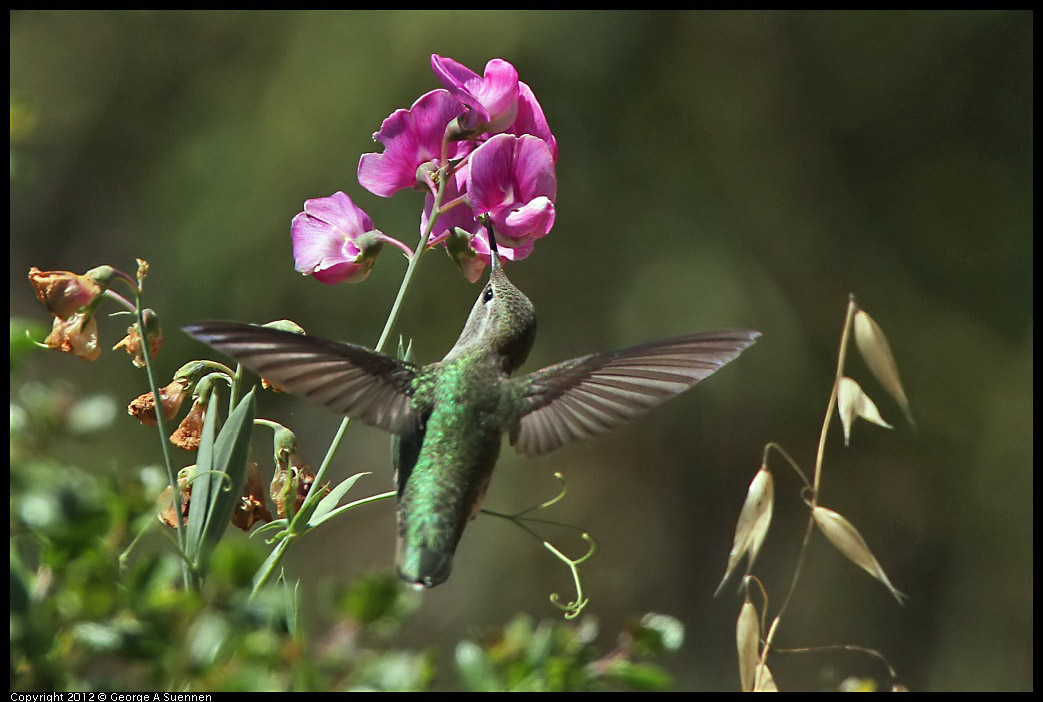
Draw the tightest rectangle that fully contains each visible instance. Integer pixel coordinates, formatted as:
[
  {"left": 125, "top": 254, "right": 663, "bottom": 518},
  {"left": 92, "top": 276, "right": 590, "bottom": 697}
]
[{"left": 396, "top": 543, "right": 454, "bottom": 589}]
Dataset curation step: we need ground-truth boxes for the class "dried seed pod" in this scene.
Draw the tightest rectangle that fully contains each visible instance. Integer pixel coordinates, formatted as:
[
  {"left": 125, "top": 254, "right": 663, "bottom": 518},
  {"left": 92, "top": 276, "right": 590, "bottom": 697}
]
[
  {"left": 837, "top": 377, "right": 893, "bottom": 446},
  {"left": 736, "top": 598, "right": 761, "bottom": 692},
  {"left": 716, "top": 467, "right": 774, "bottom": 596},
  {"left": 812, "top": 505, "right": 907, "bottom": 605},
  {"left": 754, "top": 663, "right": 779, "bottom": 692},
  {"left": 853, "top": 309, "right": 913, "bottom": 426}
]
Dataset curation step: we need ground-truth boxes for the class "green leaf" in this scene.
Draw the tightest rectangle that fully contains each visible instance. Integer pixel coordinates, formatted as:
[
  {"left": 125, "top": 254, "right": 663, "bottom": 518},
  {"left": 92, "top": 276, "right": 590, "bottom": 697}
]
[
  {"left": 631, "top": 613, "right": 685, "bottom": 656},
  {"left": 186, "top": 389, "right": 257, "bottom": 572},
  {"left": 252, "top": 538, "right": 290, "bottom": 594},
  {"left": 279, "top": 573, "right": 302, "bottom": 639},
  {"left": 305, "top": 490, "right": 396, "bottom": 531},
  {"left": 250, "top": 518, "right": 289, "bottom": 539},
  {"left": 185, "top": 393, "right": 221, "bottom": 561},
  {"left": 455, "top": 640, "right": 503, "bottom": 692},
  {"left": 10, "top": 546, "right": 30, "bottom": 616},
  {"left": 603, "top": 660, "right": 672, "bottom": 691},
  {"left": 307, "top": 472, "right": 370, "bottom": 528},
  {"left": 336, "top": 572, "right": 401, "bottom": 624}
]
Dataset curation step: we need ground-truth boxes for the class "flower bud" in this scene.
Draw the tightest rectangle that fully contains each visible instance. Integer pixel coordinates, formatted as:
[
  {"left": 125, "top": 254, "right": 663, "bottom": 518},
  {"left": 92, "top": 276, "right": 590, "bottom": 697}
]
[
  {"left": 267, "top": 428, "right": 328, "bottom": 519},
  {"left": 262, "top": 319, "right": 306, "bottom": 335},
  {"left": 415, "top": 161, "right": 440, "bottom": 190},
  {"left": 135, "top": 258, "right": 149, "bottom": 286},
  {"left": 445, "top": 227, "right": 485, "bottom": 283},
  {"left": 158, "top": 464, "right": 196, "bottom": 528}
]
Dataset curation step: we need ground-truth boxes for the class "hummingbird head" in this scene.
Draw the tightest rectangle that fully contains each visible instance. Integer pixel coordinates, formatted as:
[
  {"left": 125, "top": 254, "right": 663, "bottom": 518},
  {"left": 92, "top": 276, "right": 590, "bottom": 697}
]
[{"left": 445, "top": 247, "right": 537, "bottom": 374}]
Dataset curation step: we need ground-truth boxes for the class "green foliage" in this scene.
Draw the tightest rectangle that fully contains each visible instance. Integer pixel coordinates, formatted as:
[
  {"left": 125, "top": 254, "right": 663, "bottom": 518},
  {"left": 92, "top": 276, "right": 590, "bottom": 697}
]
[
  {"left": 185, "top": 390, "right": 256, "bottom": 572},
  {"left": 452, "top": 612, "right": 683, "bottom": 692},
  {"left": 10, "top": 375, "right": 683, "bottom": 692}
]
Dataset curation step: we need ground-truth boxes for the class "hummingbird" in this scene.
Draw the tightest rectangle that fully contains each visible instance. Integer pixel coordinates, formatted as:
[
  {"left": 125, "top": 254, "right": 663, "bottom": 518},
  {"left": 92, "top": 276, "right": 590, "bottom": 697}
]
[{"left": 184, "top": 252, "right": 759, "bottom": 589}]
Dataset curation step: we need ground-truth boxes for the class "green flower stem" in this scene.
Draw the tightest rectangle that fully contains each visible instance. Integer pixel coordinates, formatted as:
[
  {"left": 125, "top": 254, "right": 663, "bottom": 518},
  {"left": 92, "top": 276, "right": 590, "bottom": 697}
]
[
  {"left": 436, "top": 193, "right": 469, "bottom": 216},
  {"left": 311, "top": 175, "right": 447, "bottom": 485},
  {"left": 108, "top": 267, "right": 141, "bottom": 294},
  {"left": 101, "top": 289, "right": 138, "bottom": 314},
  {"left": 254, "top": 418, "right": 286, "bottom": 433},
  {"left": 134, "top": 292, "right": 192, "bottom": 588},
  {"left": 118, "top": 516, "right": 157, "bottom": 572},
  {"left": 376, "top": 232, "right": 417, "bottom": 258},
  {"left": 229, "top": 363, "right": 243, "bottom": 411},
  {"left": 176, "top": 360, "right": 236, "bottom": 380},
  {"left": 250, "top": 172, "right": 450, "bottom": 598},
  {"left": 252, "top": 538, "right": 292, "bottom": 594}
]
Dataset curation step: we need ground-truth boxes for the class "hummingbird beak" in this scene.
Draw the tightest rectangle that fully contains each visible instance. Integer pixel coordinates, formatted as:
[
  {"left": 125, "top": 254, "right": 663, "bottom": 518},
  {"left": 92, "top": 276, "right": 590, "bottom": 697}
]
[{"left": 487, "top": 225, "right": 502, "bottom": 272}]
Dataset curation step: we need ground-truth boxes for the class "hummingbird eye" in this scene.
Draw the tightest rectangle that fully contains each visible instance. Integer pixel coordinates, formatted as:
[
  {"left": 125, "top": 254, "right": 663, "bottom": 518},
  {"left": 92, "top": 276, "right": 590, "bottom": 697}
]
[{"left": 482, "top": 286, "right": 494, "bottom": 303}]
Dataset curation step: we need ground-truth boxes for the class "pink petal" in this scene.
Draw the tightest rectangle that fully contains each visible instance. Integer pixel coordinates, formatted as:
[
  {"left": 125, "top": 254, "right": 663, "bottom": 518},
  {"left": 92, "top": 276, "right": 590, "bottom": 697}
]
[
  {"left": 291, "top": 213, "right": 359, "bottom": 272},
  {"left": 494, "top": 196, "right": 555, "bottom": 244},
  {"left": 431, "top": 55, "right": 481, "bottom": 95},
  {"left": 303, "top": 191, "right": 372, "bottom": 233},
  {"left": 511, "top": 82, "right": 557, "bottom": 161},
  {"left": 431, "top": 55, "right": 520, "bottom": 134},
  {"left": 431, "top": 54, "right": 490, "bottom": 124},
  {"left": 467, "top": 134, "right": 517, "bottom": 215},
  {"left": 461, "top": 229, "right": 536, "bottom": 282},
  {"left": 357, "top": 89, "right": 464, "bottom": 198},
  {"left": 511, "top": 135, "right": 557, "bottom": 203},
  {"left": 311, "top": 260, "right": 371, "bottom": 285},
  {"left": 474, "top": 229, "right": 535, "bottom": 261},
  {"left": 473, "top": 59, "right": 519, "bottom": 132}
]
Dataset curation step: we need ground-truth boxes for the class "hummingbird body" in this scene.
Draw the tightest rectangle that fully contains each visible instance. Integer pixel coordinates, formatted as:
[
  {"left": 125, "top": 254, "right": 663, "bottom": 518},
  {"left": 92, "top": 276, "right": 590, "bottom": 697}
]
[
  {"left": 395, "top": 351, "right": 516, "bottom": 585},
  {"left": 394, "top": 263, "right": 536, "bottom": 586},
  {"left": 185, "top": 256, "right": 758, "bottom": 589}
]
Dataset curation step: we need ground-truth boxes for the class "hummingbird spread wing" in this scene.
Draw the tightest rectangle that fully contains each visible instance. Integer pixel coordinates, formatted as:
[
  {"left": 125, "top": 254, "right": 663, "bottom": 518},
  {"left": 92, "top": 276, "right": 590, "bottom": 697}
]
[
  {"left": 510, "top": 330, "right": 760, "bottom": 457},
  {"left": 184, "top": 321, "right": 421, "bottom": 435}
]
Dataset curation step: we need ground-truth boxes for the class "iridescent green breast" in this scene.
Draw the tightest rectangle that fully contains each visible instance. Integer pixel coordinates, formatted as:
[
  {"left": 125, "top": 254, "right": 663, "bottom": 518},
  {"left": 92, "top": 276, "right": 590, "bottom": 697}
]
[{"left": 395, "top": 349, "right": 513, "bottom": 586}]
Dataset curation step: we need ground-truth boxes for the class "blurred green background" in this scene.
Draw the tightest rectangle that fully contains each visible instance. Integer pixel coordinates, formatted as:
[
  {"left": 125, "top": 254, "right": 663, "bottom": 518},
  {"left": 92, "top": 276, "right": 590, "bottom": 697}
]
[{"left": 10, "top": 10, "right": 1032, "bottom": 691}]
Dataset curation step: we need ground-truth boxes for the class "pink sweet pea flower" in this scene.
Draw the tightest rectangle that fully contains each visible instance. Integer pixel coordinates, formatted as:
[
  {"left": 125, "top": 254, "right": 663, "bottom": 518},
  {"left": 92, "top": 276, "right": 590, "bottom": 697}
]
[
  {"left": 358, "top": 89, "right": 466, "bottom": 198},
  {"left": 291, "top": 192, "right": 410, "bottom": 285},
  {"left": 467, "top": 134, "right": 556, "bottom": 248},
  {"left": 431, "top": 55, "right": 520, "bottom": 136},
  {"left": 470, "top": 228, "right": 534, "bottom": 273},
  {"left": 510, "top": 82, "right": 558, "bottom": 161},
  {"left": 420, "top": 160, "right": 536, "bottom": 282}
]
